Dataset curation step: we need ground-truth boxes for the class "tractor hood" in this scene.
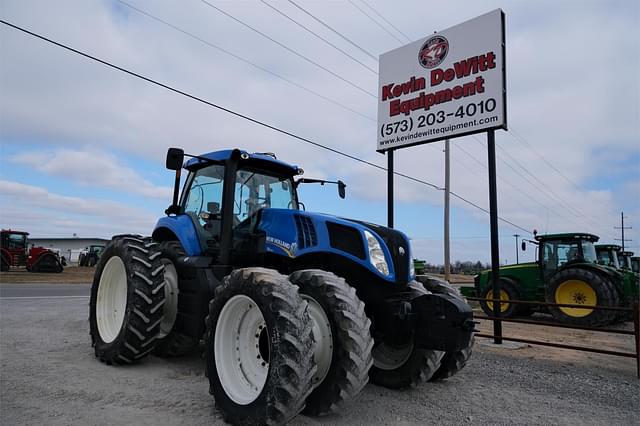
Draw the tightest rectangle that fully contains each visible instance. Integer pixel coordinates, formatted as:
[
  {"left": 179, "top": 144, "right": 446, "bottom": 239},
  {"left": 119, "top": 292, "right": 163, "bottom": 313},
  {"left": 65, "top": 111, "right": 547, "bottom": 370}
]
[{"left": 257, "top": 209, "right": 413, "bottom": 285}]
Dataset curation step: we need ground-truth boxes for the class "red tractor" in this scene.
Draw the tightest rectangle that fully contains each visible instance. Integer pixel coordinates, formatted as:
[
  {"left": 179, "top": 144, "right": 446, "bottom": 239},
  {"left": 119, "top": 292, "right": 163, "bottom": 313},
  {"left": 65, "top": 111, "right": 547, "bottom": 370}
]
[{"left": 0, "top": 229, "right": 64, "bottom": 273}]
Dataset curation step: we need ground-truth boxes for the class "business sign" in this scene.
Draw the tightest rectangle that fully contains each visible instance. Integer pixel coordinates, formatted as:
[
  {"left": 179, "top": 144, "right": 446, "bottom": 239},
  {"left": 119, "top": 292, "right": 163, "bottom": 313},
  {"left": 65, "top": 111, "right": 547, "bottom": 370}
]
[{"left": 377, "top": 9, "right": 506, "bottom": 152}]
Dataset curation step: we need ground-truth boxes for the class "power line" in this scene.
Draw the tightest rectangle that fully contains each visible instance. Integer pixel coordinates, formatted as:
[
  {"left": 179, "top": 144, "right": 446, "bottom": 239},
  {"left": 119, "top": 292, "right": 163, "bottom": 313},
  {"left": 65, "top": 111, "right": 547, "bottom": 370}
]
[
  {"left": 471, "top": 136, "right": 595, "bottom": 225},
  {"left": 493, "top": 140, "right": 607, "bottom": 231},
  {"left": 470, "top": 136, "right": 614, "bottom": 237},
  {"left": 507, "top": 127, "right": 615, "bottom": 225},
  {"left": 453, "top": 143, "right": 569, "bottom": 222},
  {"left": 116, "top": 0, "right": 375, "bottom": 122},
  {"left": 348, "top": 0, "right": 405, "bottom": 44},
  {"left": 287, "top": 0, "right": 378, "bottom": 61},
  {"left": 359, "top": 1, "right": 412, "bottom": 42},
  {"left": 0, "top": 19, "right": 530, "bottom": 234},
  {"left": 200, "top": 0, "right": 376, "bottom": 98},
  {"left": 509, "top": 127, "right": 582, "bottom": 190},
  {"left": 259, "top": 0, "right": 377, "bottom": 74}
]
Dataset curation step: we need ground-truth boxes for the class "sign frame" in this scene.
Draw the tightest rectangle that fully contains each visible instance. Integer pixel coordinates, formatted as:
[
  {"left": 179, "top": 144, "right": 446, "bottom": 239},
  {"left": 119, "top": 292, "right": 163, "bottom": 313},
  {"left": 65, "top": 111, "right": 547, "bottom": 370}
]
[{"left": 376, "top": 9, "right": 507, "bottom": 153}]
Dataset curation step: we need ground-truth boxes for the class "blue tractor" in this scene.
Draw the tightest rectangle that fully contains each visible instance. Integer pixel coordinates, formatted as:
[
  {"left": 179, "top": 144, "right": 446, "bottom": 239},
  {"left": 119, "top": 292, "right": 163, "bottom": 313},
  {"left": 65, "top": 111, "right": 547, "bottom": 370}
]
[{"left": 89, "top": 148, "right": 474, "bottom": 425}]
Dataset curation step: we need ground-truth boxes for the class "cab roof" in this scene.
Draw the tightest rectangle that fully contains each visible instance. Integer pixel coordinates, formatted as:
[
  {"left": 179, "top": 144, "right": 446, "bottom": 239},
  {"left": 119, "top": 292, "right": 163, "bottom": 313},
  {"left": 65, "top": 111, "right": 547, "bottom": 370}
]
[
  {"left": 620, "top": 251, "right": 634, "bottom": 256},
  {"left": 184, "top": 149, "right": 300, "bottom": 176},
  {"left": 534, "top": 233, "right": 599, "bottom": 242},
  {"left": 595, "top": 244, "right": 622, "bottom": 251},
  {"left": 1, "top": 229, "right": 29, "bottom": 235}
]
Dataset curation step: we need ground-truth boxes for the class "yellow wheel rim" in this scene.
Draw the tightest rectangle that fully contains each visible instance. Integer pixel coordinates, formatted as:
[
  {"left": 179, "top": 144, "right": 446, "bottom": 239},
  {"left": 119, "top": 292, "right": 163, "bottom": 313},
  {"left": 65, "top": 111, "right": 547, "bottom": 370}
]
[
  {"left": 555, "top": 279, "right": 596, "bottom": 317},
  {"left": 486, "top": 289, "right": 510, "bottom": 313}
]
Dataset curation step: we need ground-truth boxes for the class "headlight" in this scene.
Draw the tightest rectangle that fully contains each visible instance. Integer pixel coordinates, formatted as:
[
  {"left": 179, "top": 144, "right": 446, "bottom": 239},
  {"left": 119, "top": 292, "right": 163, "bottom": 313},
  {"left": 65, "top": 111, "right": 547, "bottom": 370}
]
[
  {"left": 364, "top": 230, "right": 390, "bottom": 276},
  {"left": 408, "top": 244, "right": 415, "bottom": 278}
]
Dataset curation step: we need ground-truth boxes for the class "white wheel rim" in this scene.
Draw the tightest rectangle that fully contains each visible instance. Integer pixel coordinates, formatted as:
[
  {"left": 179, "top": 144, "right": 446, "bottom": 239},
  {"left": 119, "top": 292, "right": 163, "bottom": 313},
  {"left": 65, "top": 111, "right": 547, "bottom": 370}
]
[
  {"left": 96, "top": 256, "right": 128, "bottom": 344},
  {"left": 373, "top": 340, "right": 414, "bottom": 370},
  {"left": 302, "top": 295, "right": 333, "bottom": 386},
  {"left": 159, "top": 261, "right": 178, "bottom": 338},
  {"left": 214, "top": 295, "right": 269, "bottom": 405}
]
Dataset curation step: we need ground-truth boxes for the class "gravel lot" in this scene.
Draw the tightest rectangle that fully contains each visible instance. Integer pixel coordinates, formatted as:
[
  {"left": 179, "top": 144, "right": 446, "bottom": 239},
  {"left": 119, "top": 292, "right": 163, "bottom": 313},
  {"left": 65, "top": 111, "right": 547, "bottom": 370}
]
[{"left": 1, "top": 291, "right": 638, "bottom": 425}]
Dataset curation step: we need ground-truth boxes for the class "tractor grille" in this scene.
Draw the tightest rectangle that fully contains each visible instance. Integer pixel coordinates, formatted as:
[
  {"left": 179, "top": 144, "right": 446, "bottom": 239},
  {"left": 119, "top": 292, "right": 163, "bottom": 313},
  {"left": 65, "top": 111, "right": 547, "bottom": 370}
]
[
  {"left": 294, "top": 214, "right": 317, "bottom": 249},
  {"left": 326, "top": 222, "right": 366, "bottom": 260}
]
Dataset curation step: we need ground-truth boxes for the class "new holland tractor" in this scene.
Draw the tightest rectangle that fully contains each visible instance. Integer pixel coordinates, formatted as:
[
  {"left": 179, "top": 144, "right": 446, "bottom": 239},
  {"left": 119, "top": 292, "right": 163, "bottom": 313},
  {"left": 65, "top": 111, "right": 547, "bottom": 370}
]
[
  {"left": 0, "top": 229, "right": 64, "bottom": 273},
  {"left": 89, "top": 148, "right": 474, "bottom": 425},
  {"left": 461, "top": 233, "right": 637, "bottom": 326}
]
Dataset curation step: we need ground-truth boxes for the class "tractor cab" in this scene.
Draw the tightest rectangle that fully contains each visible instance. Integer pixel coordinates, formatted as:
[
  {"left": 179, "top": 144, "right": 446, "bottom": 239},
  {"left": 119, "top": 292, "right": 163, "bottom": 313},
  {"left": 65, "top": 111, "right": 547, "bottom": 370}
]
[
  {"left": 617, "top": 251, "right": 634, "bottom": 270},
  {"left": 595, "top": 244, "right": 622, "bottom": 269},
  {"left": 631, "top": 256, "right": 640, "bottom": 274},
  {"left": 534, "top": 233, "right": 599, "bottom": 279},
  {"left": 0, "top": 229, "right": 29, "bottom": 268},
  {"left": 158, "top": 149, "right": 306, "bottom": 265}
]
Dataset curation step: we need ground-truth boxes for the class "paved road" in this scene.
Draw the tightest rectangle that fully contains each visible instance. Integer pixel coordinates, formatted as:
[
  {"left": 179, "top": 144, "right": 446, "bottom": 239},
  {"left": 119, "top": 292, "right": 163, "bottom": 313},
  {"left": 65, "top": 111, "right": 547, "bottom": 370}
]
[{"left": 0, "top": 283, "right": 90, "bottom": 298}]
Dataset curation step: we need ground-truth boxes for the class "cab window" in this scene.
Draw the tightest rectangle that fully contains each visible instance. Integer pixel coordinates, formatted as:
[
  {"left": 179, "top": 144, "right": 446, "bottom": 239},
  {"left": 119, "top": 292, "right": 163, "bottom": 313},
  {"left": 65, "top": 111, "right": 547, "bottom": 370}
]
[
  {"left": 183, "top": 164, "right": 225, "bottom": 227},
  {"left": 234, "top": 169, "right": 297, "bottom": 224}
]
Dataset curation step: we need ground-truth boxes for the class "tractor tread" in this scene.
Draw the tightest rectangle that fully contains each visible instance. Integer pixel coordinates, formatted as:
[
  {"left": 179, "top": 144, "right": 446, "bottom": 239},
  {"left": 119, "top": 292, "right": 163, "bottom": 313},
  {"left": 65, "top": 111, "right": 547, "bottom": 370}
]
[
  {"left": 290, "top": 269, "right": 374, "bottom": 416},
  {"left": 89, "top": 235, "right": 165, "bottom": 365},
  {"left": 152, "top": 241, "right": 199, "bottom": 358},
  {"left": 547, "top": 267, "right": 617, "bottom": 326},
  {"left": 205, "top": 267, "right": 316, "bottom": 425}
]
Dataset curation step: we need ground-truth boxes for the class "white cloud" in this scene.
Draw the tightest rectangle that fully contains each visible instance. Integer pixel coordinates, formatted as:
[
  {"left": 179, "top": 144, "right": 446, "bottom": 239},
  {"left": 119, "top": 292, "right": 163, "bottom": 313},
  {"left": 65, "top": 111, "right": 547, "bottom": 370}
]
[
  {"left": 9, "top": 148, "right": 172, "bottom": 199},
  {"left": 0, "top": 0, "right": 637, "bottom": 257},
  {"left": 0, "top": 179, "right": 157, "bottom": 237}
]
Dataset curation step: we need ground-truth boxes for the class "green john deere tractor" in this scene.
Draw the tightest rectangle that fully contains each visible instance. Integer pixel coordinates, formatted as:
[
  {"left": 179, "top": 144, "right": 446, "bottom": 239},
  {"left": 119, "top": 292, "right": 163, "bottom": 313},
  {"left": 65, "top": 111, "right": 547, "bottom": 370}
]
[
  {"left": 595, "top": 244, "right": 622, "bottom": 269},
  {"left": 596, "top": 245, "right": 639, "bottom": 311},
  {"left": 618, "top": 250, "right": 634, "bottom": 271},
  {"left": 461, "top": 233, "right": 637, "bottom": 326},
  {"left": 631, "top": 256, "right": 640, "bottom": 274}
]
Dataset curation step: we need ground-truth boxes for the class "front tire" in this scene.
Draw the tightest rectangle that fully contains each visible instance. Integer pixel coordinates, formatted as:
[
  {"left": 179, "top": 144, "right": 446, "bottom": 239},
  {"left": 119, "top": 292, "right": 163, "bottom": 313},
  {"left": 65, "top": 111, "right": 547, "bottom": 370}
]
[
  {"left": 205, "top": 268, "right": 316, "bottom": 425},
  {"left": 89, "top": 235, "right": 165, "bottom": 364},
  {"left": 289, "top": 270, "right": 373, "bottom": 416},
  {"left": 415, "top": 276, "right": 474, "bottom": 381},
  {"left": 369, "top": 280, "right": 444, "bottom": 389},
  {"left": 479, "top": 279, "right": 519, "bottom": 318}
]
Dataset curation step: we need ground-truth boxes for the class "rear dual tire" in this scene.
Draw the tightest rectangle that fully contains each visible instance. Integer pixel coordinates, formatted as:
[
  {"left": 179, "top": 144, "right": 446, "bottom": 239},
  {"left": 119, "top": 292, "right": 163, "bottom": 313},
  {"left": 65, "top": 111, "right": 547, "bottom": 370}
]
[
  {"left": 547, "top": 268, "right": 617, "bottom": 326},
  {"left": 153, "top": 241, "right": 199, "bottom": 357},
  {"left": 89, "top": 235, "right": 165, "bottom": 364}
]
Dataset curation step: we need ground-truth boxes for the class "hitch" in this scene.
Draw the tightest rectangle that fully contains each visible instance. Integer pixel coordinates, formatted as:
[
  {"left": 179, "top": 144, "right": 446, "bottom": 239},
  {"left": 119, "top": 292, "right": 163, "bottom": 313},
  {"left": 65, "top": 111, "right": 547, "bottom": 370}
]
[{"left": 411, "top": 293, "right": 474, "bottom": 352}]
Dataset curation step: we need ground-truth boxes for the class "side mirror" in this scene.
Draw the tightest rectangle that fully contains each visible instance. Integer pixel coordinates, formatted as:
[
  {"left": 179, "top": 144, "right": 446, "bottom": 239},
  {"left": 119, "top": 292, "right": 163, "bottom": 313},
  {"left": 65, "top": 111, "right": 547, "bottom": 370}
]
[
  {"left": 521, "top": 241, "right": 526, "bottom": 251},
  {"left": 166, "top": 147, "right": 184, "bottom": 170},
  {"left": 338, "top": 180, "right": 346, "bottom": 199}
]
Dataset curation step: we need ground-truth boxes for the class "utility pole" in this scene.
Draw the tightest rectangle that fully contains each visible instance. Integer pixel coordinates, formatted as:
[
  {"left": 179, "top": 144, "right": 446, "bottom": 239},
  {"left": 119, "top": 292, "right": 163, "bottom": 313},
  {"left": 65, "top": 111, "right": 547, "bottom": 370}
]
[
  {"left": 513, "top": 234, "right": 520, "bottom": 264},
  {"left": 444, "top": 139, "right": 451, "bottom": 282},
  {"left": 614, "top": 211, "right": 632, "bottom": 250}
]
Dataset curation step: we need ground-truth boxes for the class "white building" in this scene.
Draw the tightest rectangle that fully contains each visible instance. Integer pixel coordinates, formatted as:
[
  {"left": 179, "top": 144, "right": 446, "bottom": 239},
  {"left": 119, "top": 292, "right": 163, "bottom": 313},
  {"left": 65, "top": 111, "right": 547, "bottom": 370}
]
[{"left": 29, "top": 237, "right": 110, "bottom": 264}]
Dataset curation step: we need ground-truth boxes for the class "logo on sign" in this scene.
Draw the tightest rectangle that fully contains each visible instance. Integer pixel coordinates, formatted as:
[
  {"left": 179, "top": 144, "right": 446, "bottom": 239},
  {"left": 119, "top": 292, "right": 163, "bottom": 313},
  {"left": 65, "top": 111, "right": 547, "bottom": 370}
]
[{"left": 418, "top": 35, "right": 449, "bottom": 69}]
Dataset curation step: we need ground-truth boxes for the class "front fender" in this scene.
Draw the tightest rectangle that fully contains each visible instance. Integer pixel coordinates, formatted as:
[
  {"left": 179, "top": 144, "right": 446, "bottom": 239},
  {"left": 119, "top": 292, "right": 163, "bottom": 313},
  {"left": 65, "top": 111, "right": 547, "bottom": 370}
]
[{"left": 153, "top": 216, "right": 202, "bottom": 256}]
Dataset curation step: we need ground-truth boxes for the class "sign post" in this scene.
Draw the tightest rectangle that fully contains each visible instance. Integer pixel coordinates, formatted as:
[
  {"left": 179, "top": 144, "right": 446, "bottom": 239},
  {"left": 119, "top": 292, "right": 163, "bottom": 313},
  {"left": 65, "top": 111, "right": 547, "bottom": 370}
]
[{"left": 377, "top": 9, "right": 508, "bottom": 342}]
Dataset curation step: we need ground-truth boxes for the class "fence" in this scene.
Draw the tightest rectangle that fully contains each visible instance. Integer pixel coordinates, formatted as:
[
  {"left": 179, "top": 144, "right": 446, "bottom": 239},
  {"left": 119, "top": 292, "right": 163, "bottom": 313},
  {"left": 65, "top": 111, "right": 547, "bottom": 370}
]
[{"left": 465, "top": 296, "right": 640, "bottom": 379}]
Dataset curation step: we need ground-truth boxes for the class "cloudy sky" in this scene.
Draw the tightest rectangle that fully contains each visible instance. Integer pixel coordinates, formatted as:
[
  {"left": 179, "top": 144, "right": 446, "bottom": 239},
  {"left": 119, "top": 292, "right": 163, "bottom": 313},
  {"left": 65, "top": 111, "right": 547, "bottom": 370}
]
[{"left": 1, "top": 0, "right": 638, "bottom": 264}]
